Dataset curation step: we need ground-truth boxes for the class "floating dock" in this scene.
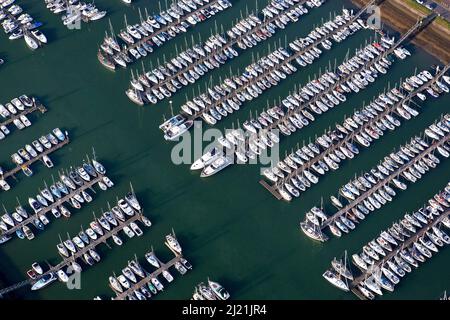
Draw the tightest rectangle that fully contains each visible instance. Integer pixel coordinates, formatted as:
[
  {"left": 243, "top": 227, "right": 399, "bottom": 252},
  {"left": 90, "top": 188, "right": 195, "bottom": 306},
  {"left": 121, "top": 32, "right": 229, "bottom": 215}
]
[
  {"left": 1, "top": 136, "right": 70, "bottom": 183},
  {"left": 184, "top": 4, "right": 369, "bottom": 123},
  {"left": 113, "top": 252, "right": 183, "bottom": 300},
  {"left": 0, "top": 210, "right": 149, "bottom": 297},
  {"left": 136, "top": 0, "right": 314, "bottom": 100},
  {"left": 320, "top": 132, "right": 450, "bottom": 231},
  {"left": 349, "top": 208, "right": 450, "bottom": 299},
  {"left": 260, "top": 64, "right": 450, "bottom": 199},
  {"left": 0, "top": 98, "right": 47, "bottom": 131},
  {"left": 2, "top": 172, "right": 105, "bottom": 238},
  {"left": 99, "top": 0, "right": 230, "bottom": 70}
]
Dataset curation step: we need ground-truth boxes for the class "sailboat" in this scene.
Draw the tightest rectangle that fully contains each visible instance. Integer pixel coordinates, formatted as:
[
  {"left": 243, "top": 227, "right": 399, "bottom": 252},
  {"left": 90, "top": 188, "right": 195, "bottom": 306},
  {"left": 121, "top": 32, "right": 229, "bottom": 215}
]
[
  {"left": 145, "top": 251, "right": 160, "bottom": 268},
  {"left": 365, "top": 274, "right": 383, "bottom": 296},
  {"left": 24, "top": 33, "right": 39, "bottom": 50},
  {"left": 322, "top": 269, "right": 349, "bottom": 292},
  {"left": 331, "top": 251, "right": 353, "bottom": 280}
]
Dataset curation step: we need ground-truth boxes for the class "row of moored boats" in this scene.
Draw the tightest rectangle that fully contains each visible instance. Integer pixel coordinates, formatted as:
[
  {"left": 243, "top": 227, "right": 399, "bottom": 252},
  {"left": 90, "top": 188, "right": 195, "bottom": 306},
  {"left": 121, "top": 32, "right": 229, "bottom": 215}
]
[
  {"left": 324, "top": 186, "right": 449, "bottom": 299},
  {"left": 99, "top": 0, "right": 232, "bottom": 70},
  {"left": 0, "top": 158, "right": 110, "bottom": 245},
  {"left": 127, "top": 0, "right": 326, "bottom": 106},
  {"left": 268, "top": 69, "right": 448, "bottom": 201},
  {"left": 44, "top": 0, "right": 106, "bottom": 26},
  {"left": 2, "top": 128, "right": 67, "bottom": 185},
  {"left": 178, "top": 8, "right": 360, "bottom": 126},
  {"left": 28, "top": 194, "right": 149, "bottom": 290},
  {"left": 188, "top": 39, "right": 400, "bottom": 178},
  {"left": 192, "top": 279, "right": 230, "bottom": 300},
  {"left": 0, "top": 94, "right": 37, "bottom": 140},
  {"left": 1, "top": 0, "right": 47, "bottom": 50},
  {"left": 107, "top": 238, "right": 188, "bottom": 300},
  {"left": 301, "top": 116, "right": 450, "bottom": 241}
]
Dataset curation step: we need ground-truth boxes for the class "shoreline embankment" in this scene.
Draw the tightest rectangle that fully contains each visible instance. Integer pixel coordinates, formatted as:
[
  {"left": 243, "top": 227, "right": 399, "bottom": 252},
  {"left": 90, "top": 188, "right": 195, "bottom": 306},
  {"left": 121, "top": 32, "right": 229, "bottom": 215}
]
[{"left": 351, "top": 0, "right": 450, "bottom": 63}]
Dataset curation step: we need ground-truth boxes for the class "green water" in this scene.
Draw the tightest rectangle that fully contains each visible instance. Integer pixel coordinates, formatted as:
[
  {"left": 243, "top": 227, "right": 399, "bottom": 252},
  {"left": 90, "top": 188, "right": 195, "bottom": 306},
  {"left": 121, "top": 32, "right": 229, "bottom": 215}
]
[{"left": 0, "top": 0, "right": 449, "bottom": 300}]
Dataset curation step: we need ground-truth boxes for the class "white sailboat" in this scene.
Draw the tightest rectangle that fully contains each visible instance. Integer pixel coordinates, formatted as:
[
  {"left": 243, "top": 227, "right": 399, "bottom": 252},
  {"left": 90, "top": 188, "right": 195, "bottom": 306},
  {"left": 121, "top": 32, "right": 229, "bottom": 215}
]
[{"left": 24, "top": 33, "right": 39, "bottom": 50}]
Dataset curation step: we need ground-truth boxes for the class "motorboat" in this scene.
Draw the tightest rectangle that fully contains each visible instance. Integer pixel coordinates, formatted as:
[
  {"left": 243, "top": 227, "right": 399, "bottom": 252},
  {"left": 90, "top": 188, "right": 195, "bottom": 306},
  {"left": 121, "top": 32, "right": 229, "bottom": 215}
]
[
  {"left": 112, "top": 234, "right": 123, "bottom": 246},
  {"left": 122, "top": 267, "right": 137, "bottom": 283},
  {"left": 130, "top": 222, "right": 143, "bottom": 236},
  {"left": 90, "top": 221, "right": 104, "bottom": 236},
  {"left": 207, "top": 279, "right": 230, "bottom": 300},
  {"left": 151, "top": 277, "right": 164, "bottom": 291},
  {"left": 191, "top": 147, "right": 221, "bottom": 170},
  {"left": 31, "top": 273, "right": 57, "bottom": 291},
  {"left": 92, "top": 159, "right": 106, "bottom": 174},
  {"left": 24, "top": 33, "right": 39, "bottom": 50},
  {"left": 129, "top": 260, "right": 145, "bottom": 279},
  {"left": 57, "top": 269, "right": 69, "bottom": 283},
  {"left": 117, "top": 275, "right": 130, "bottom": 289},
  {"left": 125, "top": 192, "right": 141, "bottom": 211},
  {"left": 200, "top": 155, "right": 232, "bottom": 177},
  {"left": 162, "top": 270, "right": 174, "bottom": 283},
  {"left": 32, "top": 262, "right": 43, "bottom": 275},
  {"left": 198, "top": 283, "right": 217, "bottom": 300},
  {"left": 31, "top": 30, "right": 47, "bottom": 43},
  {"left": 145, "top": 252, "right": 160, "bottom": 268},
  {"left": 28, "top": 197, "right": 42, "bottom": 213},
  {"left": 118, "top": 199, "right": 135, "bottom": 216}
]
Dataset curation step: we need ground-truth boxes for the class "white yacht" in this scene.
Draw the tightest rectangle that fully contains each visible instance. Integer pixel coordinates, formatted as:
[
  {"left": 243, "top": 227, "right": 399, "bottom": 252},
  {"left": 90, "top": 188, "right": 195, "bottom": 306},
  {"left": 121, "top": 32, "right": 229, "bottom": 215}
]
[
  {"left": 125, "top": 192, "right": 141, "bottom": 211},
  {"left": 57, "top": 269, "right": 69, "bottom": 283},
  {"left": 191, "top": 147, "right": 221, "bottom": 170},
  {"left": 31, "top": 273, "right": 57, "bottom": 291},
  {"left": 165, "top": 234, "right": 182, "bottom": 254},
  {"left": 109, "top": 276, "right": 123, "bottom": 293},
  {"left": 31, "top": 30, "right": 47, "bottom": 43},
  {"left": 208, "top": 279, "right": 230, "bottom": 300},
  {"left": 24, "top": 33, "right": 39, "bottom": 50},
  {"left": 162, "top": 116, "right": 193, "bottom": 141},
  {"left": 200, "top": 156, "right": 232, "bottom": 177},
  {"left": 145, "top": 252, "right": 160, "bottom": 268}
]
